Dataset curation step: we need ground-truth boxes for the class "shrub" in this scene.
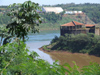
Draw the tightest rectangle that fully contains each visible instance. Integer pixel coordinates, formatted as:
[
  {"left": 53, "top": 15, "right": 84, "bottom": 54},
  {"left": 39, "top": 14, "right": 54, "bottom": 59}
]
[{"left": 48, "top": 33, "right": 100, "bottom": 55}]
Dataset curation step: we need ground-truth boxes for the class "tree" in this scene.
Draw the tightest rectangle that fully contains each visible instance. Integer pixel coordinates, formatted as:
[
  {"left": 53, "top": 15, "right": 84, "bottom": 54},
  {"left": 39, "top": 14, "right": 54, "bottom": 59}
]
[
  {"left": 7, "top": 1, "right": 43, "bottom": 42},
  {"left": 0, "top": 1, "right": 67, "bottom": 75},
  {"left": 0, "top": 26, "right": 12, "bottom": 46}
]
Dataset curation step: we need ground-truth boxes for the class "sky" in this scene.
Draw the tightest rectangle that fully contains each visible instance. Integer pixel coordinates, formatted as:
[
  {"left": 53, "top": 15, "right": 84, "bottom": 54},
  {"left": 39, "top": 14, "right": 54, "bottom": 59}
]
[{"left": 0, "top": 0, "right": 100, "bottom": 6}]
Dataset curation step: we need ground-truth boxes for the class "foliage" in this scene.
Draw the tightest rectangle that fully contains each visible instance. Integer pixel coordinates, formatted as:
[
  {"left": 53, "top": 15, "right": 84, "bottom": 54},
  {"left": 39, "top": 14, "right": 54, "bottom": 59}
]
[
  {"left": 44, "top": 33, "right": 100, "bottom": 56},
  {"left": 81, "top": 62, "right": 100, "bottom": 75},
  {"left": 0, "top": 41, "right": 100, "bottom": 75},
  {"left": 89, "top": 40, "right": 100, "bottom": 56},
  {"left": 39, "top": 16, "right": 79, "bottom": 30},
  {"left": 0, "top": 3, "right": 100, "bottom": 26},
  {"left": 0, "top": 25, "right": 12, "bottom": 46},
  {"left": 0, "top": 41, "right": 67, "bottom": 75},
  {"left": 0, "top": 13, "right": 11, "bottom": 24},
  {"left": 0, "top": 1, "right": 67, "bottom": 75},
  {"left": 64, "top": 62, "right": 100, "bottom": 75},
  {"left": 76, "top": 14, "right": 82, "bottom": 19},
  {"left": 6, "top": 1, "right": 43, "bottom": 41},
  {"left": 54, "top": 3, "right": 100, "bottom": 23},
  {"left": 51, "top": 35, "right": 59, "bottom": 43},
  {"left": 40, "top": 12, "right": 63, "bottom": 23}
]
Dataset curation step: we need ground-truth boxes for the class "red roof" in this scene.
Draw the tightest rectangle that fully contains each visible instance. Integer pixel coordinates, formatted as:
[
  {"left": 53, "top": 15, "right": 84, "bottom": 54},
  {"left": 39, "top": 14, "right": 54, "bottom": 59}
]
[
  {"left": 85, "top": 24, "right": 95, "bottom": 27},
  {"left": 61, "top": 21, "right": 84, "bottom": 26}
]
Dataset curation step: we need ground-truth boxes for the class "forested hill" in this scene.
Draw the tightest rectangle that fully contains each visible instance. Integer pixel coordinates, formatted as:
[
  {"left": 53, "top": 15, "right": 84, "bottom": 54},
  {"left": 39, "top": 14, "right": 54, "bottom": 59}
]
[
  {"left": 43, "top": 3, "right": 100, "bottom": 24},
  {"left": 0, "top": 3, "right": 100, "bottom": 30},
  {"left": 0, "top": 6, "right": 11, "bottom": 25}
]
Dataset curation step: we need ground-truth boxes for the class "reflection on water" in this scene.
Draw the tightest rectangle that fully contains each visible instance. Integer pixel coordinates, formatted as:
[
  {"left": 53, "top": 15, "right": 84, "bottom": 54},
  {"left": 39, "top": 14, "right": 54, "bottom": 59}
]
[{"left": 26, "top": 30, "right": 60, "bottom": 64}]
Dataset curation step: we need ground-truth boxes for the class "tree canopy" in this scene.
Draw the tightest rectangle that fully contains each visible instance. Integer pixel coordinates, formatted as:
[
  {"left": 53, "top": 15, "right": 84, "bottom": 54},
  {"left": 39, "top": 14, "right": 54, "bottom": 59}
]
[{"left": 7, "top": 1, "right": 43, "bottom": 41}]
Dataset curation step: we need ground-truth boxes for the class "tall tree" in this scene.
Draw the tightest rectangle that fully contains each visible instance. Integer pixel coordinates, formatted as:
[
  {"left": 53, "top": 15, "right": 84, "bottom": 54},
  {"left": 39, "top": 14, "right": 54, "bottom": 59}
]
[{"left": 7, "top": 1, "right": 42, "bottom": 41}]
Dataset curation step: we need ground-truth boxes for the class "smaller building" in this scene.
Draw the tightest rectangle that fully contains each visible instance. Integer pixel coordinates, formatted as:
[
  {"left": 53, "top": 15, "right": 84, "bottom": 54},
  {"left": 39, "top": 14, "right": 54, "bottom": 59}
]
[
  {"left": 85, "top": 24, "right": 95, "bottom": 33},
  {"left": 64, "top": 11, "right": 83, "bottom": 15},
  {"left": 60, "top": 21, "right": 99, "bottom": 36},
  {"left": 86, "top": 24, "right": 100, "bottom": 35}
]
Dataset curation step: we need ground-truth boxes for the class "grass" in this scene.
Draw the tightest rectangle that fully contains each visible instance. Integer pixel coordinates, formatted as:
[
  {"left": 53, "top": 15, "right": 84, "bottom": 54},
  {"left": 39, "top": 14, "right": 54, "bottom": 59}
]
[
  {"left": 39, "top": 16, "right": 81, "bottom": 30},
  {"left": 39, "top": 15, "right": 94, "bottom": 30}
]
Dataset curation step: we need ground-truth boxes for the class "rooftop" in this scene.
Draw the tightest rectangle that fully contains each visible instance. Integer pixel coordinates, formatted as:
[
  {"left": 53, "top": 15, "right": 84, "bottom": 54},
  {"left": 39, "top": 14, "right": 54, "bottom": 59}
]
[
  {"left": 85, "top": 24, "right": 95, "bottom": 27},
  {"left": 61, "top": 21, "right": 84, "bottom": 26}
]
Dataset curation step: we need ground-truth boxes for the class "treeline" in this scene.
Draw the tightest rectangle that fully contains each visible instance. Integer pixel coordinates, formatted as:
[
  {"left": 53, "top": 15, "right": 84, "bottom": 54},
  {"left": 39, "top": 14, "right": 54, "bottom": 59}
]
[
  {"left": 0, "top": 6, "right": 7, "bottom": 12},
  {"left": 0, "top": 13, "right": 11, "bottom": 24},
  {"left": 40, "top": 12, "right": 64, "bottom": 23},
  {"left": 0, "top": 6, "right": 8, "bottom": 8},
  {"left": 0, "top": 10, "right": 64, "bottom": 25},
  {"left": 53, "top": 3, "right": 100, "bottom": 24},
  {"left": 43, "top": 33, "right": 100, "bottom": 56},
  {"left": 0, "top": 3, "right": 100, "bottom": 24},
  {"left": 0, "top": 6, "right": 11, "bottom": 25}
]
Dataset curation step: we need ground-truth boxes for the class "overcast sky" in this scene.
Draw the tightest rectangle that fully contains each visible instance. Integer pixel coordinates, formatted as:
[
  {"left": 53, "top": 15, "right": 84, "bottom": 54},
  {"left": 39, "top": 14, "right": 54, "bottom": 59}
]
[{"left": 0, "top": 0, "right": 100, "bottom": 6}]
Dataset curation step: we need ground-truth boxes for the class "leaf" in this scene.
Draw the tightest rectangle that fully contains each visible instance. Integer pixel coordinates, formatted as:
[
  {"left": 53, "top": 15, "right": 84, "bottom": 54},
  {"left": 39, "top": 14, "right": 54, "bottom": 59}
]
[
  {"left": 12, "top": 3, "right": 16, "bottom": 7},
  {"left": 64, "top": 63, "right": 72, "bottom": 71}
]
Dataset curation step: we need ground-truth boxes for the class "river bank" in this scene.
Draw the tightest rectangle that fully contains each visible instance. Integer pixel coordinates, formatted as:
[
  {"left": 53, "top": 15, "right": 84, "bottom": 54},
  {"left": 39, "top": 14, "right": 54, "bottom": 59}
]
[
  {"left": 26, "top": 29, "right": 100, "bottom": 68},
  {"left": 26, "top": 30, "right": 60, "bottom": 64},
  {"left": 39, "top": 47, "right": 100, "bottom": 68}
]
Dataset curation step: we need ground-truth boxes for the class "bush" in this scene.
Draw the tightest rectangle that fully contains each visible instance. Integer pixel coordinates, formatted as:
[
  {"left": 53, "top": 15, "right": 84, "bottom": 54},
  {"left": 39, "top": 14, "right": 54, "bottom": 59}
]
[{"left": 46, "top": 33, "right": 100, "bottom": 55}]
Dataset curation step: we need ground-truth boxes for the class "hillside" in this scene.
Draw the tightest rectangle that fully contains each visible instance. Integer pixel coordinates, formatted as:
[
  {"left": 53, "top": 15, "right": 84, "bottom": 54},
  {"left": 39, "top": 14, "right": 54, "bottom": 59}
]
[
  {"left": 44, "top": 3, "right": 100, "bottom": 24},
  {"left": 63, "top": 14, "right": 94, "bottom": 24},
  {"left": 39, "top": 14, "right": 94, "bottom": 30},
  {"left": 0, "top": 4, "right": 98, "bottom": 30}
]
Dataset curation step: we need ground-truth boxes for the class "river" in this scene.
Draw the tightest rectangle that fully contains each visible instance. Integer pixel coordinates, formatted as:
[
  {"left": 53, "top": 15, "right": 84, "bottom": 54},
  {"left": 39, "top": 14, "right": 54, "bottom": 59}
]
[
  {"left": 26, "top": 30, "right": 100, "bottom": 67},
  {"left": 26, "top": 30, "right": 60, "bottom": 64}
]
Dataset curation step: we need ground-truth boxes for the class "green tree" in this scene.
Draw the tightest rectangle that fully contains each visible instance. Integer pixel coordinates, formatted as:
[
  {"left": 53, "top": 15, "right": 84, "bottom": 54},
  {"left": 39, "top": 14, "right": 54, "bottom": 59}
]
[
  {"left": 0, "top": 1, "right": 67, "bottom": 75},
  {"left": 0, "top": 41, "right": 67, "bottom": 75},
  {"left": 7, "top": 1, "right": 43, "bottom": 41},
  {"left": 0, "top": 1, "right": 66, "bottom": 75},
  {"left": 0, "top": 26, "right": 12, "bottom": 46}
]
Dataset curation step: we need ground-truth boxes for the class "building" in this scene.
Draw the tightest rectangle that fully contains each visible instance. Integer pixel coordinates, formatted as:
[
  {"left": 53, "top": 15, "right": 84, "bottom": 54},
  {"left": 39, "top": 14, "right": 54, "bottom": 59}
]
[
  {"left": 60, "top": 21, "right": 99, "bottom": 36},
  {"left": 86, "top": 24, "right": 100, "bottom": 35},
  {"left": 40, "top": 7, "right": 63, "bottom": 14},
  {"left": 64, "top": 11, "right": 83, "bottom": 15}
]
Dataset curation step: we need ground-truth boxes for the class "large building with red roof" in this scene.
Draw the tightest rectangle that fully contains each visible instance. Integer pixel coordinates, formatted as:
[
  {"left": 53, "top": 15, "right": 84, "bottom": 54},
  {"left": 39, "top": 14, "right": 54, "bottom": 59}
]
[{"left": 60, "top": 21, "right": 99, "bottom": 35}]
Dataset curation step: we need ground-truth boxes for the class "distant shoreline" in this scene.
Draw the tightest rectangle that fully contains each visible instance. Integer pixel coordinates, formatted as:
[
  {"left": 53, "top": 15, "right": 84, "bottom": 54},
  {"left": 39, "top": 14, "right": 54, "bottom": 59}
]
[
  {"left": 39, "top": 47, "right": 89, "bottom": 55},
  {"left": 39, "top": 28, "right": 59, "bottom": 31}
]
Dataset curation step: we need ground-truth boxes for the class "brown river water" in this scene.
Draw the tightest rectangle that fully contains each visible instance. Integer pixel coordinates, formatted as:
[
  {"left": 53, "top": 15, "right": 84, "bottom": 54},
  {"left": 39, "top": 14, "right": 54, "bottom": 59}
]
[
  {"left": 44, "top": 50, "right": 100, "bottom": 68},
  {"left": 26, "top": 30, "right": 100, "bottom": 67}
]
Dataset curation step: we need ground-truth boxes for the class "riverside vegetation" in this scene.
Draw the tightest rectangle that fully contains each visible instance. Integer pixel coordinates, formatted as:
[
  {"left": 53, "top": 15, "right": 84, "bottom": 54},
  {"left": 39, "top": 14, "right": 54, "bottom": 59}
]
[
  {"left": 42, "top": 33, "right": 100, "bottom": 74},
  {"left": 42, "top": 33, "right": 100, "bottom": 56},
  {"left": 0, "top": 1, "right": 100, "bottom": 75}
]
